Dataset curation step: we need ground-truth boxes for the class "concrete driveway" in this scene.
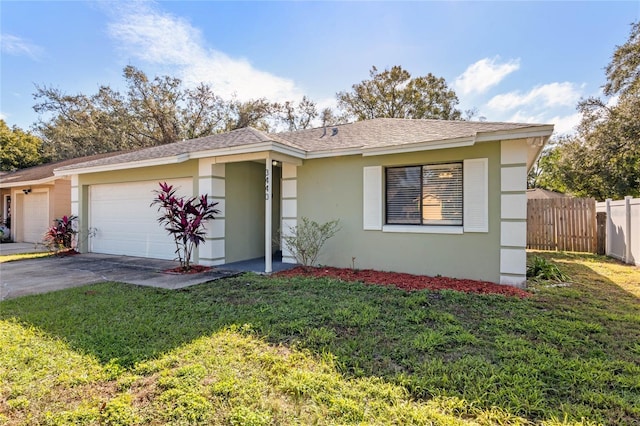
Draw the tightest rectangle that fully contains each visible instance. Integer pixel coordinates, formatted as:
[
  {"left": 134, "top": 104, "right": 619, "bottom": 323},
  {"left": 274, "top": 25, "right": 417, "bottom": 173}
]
[{"left": 0, "top": 252, "right": 239, "bottom": 301}]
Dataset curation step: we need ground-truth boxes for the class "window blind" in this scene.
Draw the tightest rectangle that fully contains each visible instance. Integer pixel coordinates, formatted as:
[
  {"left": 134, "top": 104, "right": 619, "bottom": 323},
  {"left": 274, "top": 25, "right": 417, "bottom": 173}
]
[{"left": 386, "top": 163, "right": 463, "bottom": 226}]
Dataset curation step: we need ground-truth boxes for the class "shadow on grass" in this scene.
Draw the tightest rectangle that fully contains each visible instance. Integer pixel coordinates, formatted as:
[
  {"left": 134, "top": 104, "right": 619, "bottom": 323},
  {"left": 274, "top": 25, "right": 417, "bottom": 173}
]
[{"left": 1, "top": 252, "right": 639, "bottom": 423}]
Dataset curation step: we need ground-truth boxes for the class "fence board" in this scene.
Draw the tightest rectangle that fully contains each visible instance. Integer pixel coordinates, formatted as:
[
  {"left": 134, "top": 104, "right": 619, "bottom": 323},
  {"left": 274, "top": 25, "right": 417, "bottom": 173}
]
[{"left": 527, "top": 197, "right": 596, "bottom": 253}]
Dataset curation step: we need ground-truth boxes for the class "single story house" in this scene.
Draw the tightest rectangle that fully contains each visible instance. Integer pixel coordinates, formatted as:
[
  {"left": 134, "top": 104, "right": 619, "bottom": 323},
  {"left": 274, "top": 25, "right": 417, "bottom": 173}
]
[
  {"left": 54, "top": 118, "right": 553, "bottom": 287},
  {"left": 0, "top": 153, "right": 120, "bottom": 244},
  {"left": 526, "top": 188, "right": 570, "bottom": 199}
]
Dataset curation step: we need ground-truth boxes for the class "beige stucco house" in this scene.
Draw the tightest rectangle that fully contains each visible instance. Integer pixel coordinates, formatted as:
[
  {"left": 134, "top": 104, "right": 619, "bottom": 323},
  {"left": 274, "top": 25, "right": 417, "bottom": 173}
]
[
  {"left": 0, "top": 154, "right": 120, "bottom": 244},
  {"left": 54, "top": 118, "right": 553, "bottom": 287}
]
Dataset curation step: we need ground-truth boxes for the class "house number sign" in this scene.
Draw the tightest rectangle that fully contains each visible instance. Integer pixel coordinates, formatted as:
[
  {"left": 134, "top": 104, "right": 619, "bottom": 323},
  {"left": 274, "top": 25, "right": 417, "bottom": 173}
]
[{"left": 265, "top": 168, "right": 270, "bottom": 200}]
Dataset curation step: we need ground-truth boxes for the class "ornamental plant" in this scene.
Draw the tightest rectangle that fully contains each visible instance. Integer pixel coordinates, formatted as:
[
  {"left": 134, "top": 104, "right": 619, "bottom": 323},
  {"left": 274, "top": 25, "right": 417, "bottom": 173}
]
[
  {"left": 281, "top": 217, "right": 340, "bottom": 268},
  {"left": 43, "top": 215, "right": 77, "bottom": 252},
  {"left": 151, "top": 182, "right": 219, "bottom": 272}
]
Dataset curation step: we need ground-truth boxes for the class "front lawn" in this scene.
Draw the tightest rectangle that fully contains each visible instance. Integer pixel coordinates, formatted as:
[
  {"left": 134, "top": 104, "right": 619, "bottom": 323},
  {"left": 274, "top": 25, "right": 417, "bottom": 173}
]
[{"left": 1, "top": 251, "right": 639, "bottom": 425}]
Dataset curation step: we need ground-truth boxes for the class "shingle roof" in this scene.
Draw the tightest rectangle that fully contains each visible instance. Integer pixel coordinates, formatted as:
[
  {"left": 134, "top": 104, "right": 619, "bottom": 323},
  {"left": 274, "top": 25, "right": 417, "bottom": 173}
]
[
  {"left": 276, "top": 118, "right": 551, "bottom": 152},
  {"left": 0, "top": 152, "right": 122, "bottom": 186},
  {"left": 54, "top": 118, "right": 553, "bottom": 173},
  {"left": 55, "top": 127, "right": 295, "bottom": 172}
]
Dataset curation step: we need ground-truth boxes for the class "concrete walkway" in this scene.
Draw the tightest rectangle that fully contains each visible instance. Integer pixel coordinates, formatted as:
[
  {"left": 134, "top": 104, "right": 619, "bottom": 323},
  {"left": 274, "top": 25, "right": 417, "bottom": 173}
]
[
  {"left": 0, "top": 243, "right": 297, "bottom": 301},
  {"left": 0, "top": 242, "right": 49, "bottom": 255}
]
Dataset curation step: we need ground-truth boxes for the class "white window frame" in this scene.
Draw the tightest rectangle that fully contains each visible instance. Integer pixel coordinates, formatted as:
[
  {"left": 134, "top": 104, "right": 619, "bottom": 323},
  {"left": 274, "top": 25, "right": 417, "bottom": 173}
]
[
  {"left": 363, "top": 158, "right": 488, "bottom": 235},
  {"left": 385, "top": 162, "right": 463, "bottom": 227}
]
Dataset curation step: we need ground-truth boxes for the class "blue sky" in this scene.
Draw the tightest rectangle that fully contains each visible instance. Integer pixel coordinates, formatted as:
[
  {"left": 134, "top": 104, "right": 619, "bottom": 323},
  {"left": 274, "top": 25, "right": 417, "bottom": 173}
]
[{"left": 2, "top": 1, "right": 639, "bottom": 136}]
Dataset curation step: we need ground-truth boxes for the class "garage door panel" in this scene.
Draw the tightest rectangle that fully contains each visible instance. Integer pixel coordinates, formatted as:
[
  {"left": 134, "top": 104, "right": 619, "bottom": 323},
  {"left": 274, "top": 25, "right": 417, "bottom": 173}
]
[
  {"left": 89, "top": 179, "right": 191, "bottom": 260},
  {"left": 23, "top": 192, "right": 49, "bottom": 243}
]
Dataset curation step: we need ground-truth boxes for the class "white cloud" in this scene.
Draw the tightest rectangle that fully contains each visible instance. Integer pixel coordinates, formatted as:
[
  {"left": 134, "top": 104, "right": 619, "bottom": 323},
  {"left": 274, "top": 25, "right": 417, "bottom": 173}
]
[
  {"left": 107, "top": 4, "right": 304, "bottom": 102},
  {"left": 487, "top": 82, "right": 583, "bottom": 111},
  {"left": 504, "top": 110, "right": 581, "bottom": 136},
  {"left": 454, "top": 57, "right": 520, "bottom": 96},
  {"left": 547, "top": 113, "right": 582, "bottom": 135},
  {"left": 0, "top": 34, "right": 43, "bottom": 59},
  {"left": 606, "top": 94, "right": 620, "bottom": 108}
]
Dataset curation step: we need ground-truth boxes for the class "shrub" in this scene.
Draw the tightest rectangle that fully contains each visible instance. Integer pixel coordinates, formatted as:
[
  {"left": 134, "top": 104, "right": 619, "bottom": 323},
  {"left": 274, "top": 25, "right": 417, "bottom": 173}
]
[
  {"left": 151, "top": 182, "right": 219, "bottom": 271},
  {"left": 527, "top": 256, "right": 570, "bottom": 282},
  {"left": 43, "top": 215, "right": 77, "bottom": 252},
  {"left": 281, "top": 217, "right": 340, "bottom": 267}
]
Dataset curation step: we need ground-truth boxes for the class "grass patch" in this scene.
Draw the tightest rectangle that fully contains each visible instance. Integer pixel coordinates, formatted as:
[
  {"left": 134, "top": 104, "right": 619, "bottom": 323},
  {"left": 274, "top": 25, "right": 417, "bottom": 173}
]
[
  {"left": 1, "top": 251, "right": 639, "bottom": 424},
  {"left": 0, "top": 251, "right": 52, "bottom": 263}
]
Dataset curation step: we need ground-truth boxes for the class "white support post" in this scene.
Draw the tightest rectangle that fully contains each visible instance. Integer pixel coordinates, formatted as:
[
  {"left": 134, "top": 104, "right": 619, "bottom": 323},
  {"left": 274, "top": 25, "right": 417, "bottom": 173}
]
[
  {"left": 605, "top": 198, "right": 612, "bottom": 257},
  {"left": 265, "top": 159, "right": 273, "bottom": 273},
  {"left": 625, "top": 195, "right": 632, "bottom": 264}
]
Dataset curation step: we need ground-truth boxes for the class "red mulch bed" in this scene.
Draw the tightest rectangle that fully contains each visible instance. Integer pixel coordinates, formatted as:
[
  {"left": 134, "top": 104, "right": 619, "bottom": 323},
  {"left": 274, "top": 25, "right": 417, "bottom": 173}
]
[
  {"left": 274, "top": 266, "right": 531, "bottom": 298},
  {"left": 163, "top": 265, "right": 213, "bottom": 275},
  {"left": 54, "top": 249, "right": 79, "bottom": 257}
]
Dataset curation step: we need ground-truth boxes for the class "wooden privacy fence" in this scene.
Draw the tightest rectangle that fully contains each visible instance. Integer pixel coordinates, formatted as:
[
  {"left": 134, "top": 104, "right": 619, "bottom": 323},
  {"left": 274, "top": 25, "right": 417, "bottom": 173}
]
[{"left": 527, "top": 198, "right": 597, "bottom": 253}]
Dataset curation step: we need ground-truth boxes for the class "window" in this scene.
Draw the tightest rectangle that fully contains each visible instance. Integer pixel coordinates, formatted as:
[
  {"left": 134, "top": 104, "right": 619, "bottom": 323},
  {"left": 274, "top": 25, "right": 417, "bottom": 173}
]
[{"left": 386, "top": 163, "right": 463, "bottom": 226}]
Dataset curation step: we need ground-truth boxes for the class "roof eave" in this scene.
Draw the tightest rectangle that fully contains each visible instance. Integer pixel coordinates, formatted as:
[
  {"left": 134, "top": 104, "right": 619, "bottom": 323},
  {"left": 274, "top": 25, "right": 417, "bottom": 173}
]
[
  {"left": 0, "top": 175, "right": 60, "bottom": 188},
  {"left": 54, "top": 154, "right": 190, "bottom": 176},
  {"left": 188, "top": 141, "right": 306, "bottom": 161},
  {"left": 362, "top": 137, "right": 476, "bottom": 157},
  {"left": 474, "top": 125, "right": 554, "bottom": 142},
  {"left": 54, "top": 141, "right": 307, "bottom": 175}
]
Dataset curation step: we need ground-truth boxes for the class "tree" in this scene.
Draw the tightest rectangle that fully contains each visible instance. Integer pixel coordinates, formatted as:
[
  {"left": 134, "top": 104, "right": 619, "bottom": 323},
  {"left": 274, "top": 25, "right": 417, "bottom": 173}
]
[
  {"left": 0, "top": 120, "right": 43, "bottom": 171},
  {"left": 33, "top": 66, "right": 312, "bottom": 161},
  {"left": 534, "top": 21, "right": 640, "bottom": 200},
  {"left": 223, "top": 97, "right": 279, "bottom": 132},
  {"left": 604, "top": 21, "right": 640, "bottom": 97},
  {"left": 279, "top": 96, "right": 318, "bottom": 131},
  {"left": 336, "top": 65, "right": 462, "bottom": 121}
]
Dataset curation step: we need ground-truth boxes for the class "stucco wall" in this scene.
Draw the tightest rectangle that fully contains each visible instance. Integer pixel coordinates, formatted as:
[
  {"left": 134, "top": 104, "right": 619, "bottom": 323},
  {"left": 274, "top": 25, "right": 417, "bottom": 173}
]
[
  {"left": 297, "top": 142, "right": 502, "bottom": 283},
  {"left": 225, "top": 162, "right": 266, "bottom": 263},
  {"left": 52, "top": 179, "right": 71, "bottom": 220}
]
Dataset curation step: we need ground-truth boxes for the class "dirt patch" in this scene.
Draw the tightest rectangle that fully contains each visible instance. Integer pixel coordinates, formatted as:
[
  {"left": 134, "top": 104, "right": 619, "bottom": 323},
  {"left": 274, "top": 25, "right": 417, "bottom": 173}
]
[{"left": 274, "top": 266, "right": 530, "bottom": 298}]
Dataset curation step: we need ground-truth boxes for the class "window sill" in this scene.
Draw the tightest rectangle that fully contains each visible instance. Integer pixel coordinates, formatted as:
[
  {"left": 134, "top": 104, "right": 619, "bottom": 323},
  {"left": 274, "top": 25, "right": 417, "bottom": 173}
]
[{"left": 382, "top": 225, "right": 463, "bottom": 234}]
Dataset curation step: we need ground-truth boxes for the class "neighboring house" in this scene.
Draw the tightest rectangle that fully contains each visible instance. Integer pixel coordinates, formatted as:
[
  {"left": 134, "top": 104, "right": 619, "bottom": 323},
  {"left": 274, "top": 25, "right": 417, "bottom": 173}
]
[
  {"left": 0, "top": 153, "right": 120, "bottom": 244},
  {"left": 526, "top": 188, "right": 570, "bottom": 199},
  {"left": 54, "top": 118, "right": 553, "bottom": 287}
]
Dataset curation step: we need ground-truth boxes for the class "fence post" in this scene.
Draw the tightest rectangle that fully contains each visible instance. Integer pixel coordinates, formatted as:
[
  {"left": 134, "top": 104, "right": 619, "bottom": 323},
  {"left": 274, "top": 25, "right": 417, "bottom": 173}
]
[
  {"left": 625, "top": 195, "right": 632, "bottom": 264},
  {"left": 596, "top": 212, "right": 606, "bottom": 255},
  {"left": 605, "top": 199, "right": 612, "bottom": 257}
]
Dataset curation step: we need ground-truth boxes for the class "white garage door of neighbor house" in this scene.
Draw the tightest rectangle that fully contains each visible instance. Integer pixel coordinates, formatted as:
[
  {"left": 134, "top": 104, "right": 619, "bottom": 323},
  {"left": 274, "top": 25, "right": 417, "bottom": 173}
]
[
  {"left": 89, "top": 179, "right": 192, "bottom": 260},
  {"left": 23, "top": 192, "right": 49, "bottom": 243}
]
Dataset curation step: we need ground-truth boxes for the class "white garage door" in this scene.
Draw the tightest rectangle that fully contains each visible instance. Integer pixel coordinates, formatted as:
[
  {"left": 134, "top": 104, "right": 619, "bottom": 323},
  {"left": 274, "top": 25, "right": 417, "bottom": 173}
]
[
  {"left": 89, "top": 179, "right": 192, "bottom": 260},
  {"left": 23, "top": 192, "right": 49, "bottom": 243}
]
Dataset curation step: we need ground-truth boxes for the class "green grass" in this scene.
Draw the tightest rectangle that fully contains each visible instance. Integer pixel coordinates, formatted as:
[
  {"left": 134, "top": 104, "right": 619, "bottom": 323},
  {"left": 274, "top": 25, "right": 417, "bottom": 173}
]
[{"left": 1, "top": 251, "right": 639, "bottom": 425}]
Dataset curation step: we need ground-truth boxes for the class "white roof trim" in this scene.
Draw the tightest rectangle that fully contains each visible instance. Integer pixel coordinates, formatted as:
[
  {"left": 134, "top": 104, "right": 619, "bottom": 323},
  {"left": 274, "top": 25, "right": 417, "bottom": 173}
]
[
  {"left": 362, "top": 136, "right": 476, "bottom": 157},
  {"left": 54, "top": 154, "right": 188, "bottom": 176},
  {"left": 0, "top": 176, "right": 59, "bottom": 188},
  {"left": 304, "top": 148, "right": 363, "bottom": 159},
  {"left": 188, "top": 141, "right": 306, "bottom": 160},
  {"left": 474, "top": 126, "right": 554, "bottom": 142},
  {"left": 54, "top": 141, "right": 306, "bottom": 176}
]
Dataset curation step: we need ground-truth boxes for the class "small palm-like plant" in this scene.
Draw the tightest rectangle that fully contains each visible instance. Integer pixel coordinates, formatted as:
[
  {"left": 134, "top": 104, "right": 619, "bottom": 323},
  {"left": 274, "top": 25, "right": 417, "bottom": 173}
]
[
  {"left": 43, "top": 215, "right": 77, "bottom": 252},
  {"left": 151, "top": 182, "right": 219, "bottom": 271}
]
